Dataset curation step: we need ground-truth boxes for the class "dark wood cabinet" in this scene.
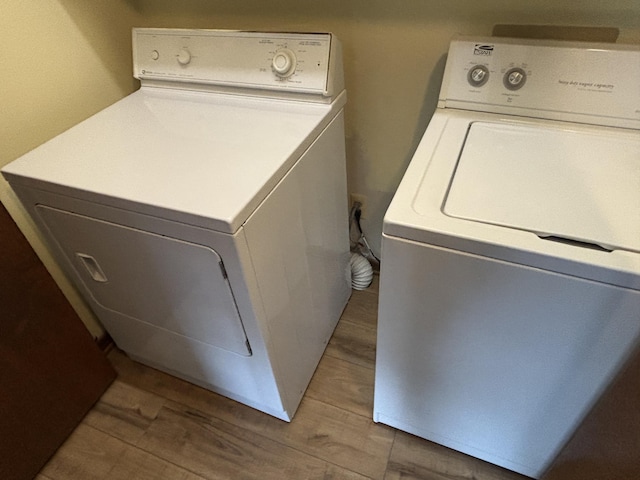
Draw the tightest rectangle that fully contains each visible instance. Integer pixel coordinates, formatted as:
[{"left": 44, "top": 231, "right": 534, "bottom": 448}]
[
  {"left": 544, "top": 344, "right": 640, "bottom": 480},
  {"left": 0, "top": 203, "right": 115, "bottom": 480}
]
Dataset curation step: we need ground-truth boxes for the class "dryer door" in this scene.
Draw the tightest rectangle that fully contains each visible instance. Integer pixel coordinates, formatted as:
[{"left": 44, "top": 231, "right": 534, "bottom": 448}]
[{"left": 36, "top": 205, "right": 251, "bottom": 356}]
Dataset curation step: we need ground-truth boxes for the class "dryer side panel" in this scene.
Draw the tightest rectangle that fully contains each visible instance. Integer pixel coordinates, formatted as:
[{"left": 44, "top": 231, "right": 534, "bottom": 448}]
[
  {"left": 35, "top": 205, "right": 251, "bottom": 356},
  {"left": 243, "top": 111, "right": 351, "bottom": 414}
]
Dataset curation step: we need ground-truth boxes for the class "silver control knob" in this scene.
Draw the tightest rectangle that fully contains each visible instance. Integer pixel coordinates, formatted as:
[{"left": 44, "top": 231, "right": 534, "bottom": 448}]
[
  {"left": 272, "top": 49, "right": 297, "bottom": 77},
  {"left": 177, "top": 48, "right": 192, "bottom": 66},
  {"left": 467, "top": 65, "right": 489, "bottom": 87},
  {"left": 504, "top": 67, "right": 527, "bottom": 90}
]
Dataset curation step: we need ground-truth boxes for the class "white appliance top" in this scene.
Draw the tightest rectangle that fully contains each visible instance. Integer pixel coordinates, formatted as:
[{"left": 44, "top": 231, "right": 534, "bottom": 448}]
[
  {"left": 444, "top": 122, "right": 640, "bottom": 253},
  {"left": 3, "top": 88, "right": 345, "bottom": 233},
  {"left": 2, "top": 29, "right": 346, "bottom": 234}
]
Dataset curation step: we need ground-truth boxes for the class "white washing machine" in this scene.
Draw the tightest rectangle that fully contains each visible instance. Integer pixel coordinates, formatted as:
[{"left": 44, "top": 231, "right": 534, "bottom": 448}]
[
  {"left": 374, "top": 36, "right": 640, "bottom": 478},
  {"left": 2, "top": 28, "right": 351, "bottom": 421}
]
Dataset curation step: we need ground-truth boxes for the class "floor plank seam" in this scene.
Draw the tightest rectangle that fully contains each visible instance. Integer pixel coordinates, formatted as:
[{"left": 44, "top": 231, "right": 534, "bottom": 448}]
[
  {"left": 381, "top": 431, "right": 398, "bottom": 480},
  {"left": 323, "top": 333, "right": 377, "bottom": 369},
  {"left": 304, "top": 394, "right": 374, "bottom": 423},
  {"left": 322, "top": 349, "right": 376, "bottom": 371},
  {"left": 336, "top": 316, "right": 378, "bottom": 332},
  {"left": 83, "top": 420, "right": 148, "bottom": 449}
]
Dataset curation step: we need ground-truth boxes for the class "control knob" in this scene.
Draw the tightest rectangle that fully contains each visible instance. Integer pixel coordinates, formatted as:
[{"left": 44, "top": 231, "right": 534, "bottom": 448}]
[
  {"left": 467, "top": 65, "right": 489, "bottom": 87},
  {"left": 177, "top": 48, "right": 192, "bottom": 66},
  {"left": 504, "top": 67, "right": 527, "bottom": 90},
  {"left": 272, "top": 49, "right": 297, "bottom": 78}
]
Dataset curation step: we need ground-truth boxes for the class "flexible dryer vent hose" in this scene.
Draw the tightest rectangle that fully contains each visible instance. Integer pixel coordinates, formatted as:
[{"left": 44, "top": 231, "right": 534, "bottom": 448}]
[{"left": 350, "top": 253, "right": 373, "bottom": 290}]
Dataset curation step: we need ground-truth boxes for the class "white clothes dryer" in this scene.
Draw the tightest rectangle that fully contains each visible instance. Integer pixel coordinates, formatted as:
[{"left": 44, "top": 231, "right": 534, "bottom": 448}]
[
  {"left": 374, "top": 36, "right": 640, "bottom": 477},
  {"left": 2, "top": 29, "right": 351, "bottom": 421}
]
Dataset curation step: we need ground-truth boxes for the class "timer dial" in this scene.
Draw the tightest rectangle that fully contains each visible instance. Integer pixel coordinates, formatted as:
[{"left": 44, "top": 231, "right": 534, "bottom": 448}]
[
  {"left": 504, "top": 67, "right": 527, "bottom": 90},
  {"left": 272, "top": 49, "right": 297, "bottom": 78},
  {"left": 468, "top": 65, "right": 490, "bottom": 87}
]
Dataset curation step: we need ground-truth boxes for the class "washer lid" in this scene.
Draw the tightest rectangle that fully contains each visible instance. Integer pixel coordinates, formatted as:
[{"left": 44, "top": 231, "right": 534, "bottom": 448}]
[
  {"left": 444, "top": 122, "right": 640, "bottom": 253},
  {"left": 2, "top": 88, "right": 344, "bottom": 234}
]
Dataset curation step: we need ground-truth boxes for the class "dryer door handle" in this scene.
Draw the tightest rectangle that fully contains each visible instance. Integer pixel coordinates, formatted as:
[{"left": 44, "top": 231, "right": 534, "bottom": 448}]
[{"left": 76, "top": 253, "right": 108, "bottom": 283}]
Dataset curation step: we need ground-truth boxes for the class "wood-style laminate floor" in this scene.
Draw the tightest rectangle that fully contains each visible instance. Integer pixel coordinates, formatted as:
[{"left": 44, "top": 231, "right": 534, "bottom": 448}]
[{"left": 37, "top": 277, "right": 528, "bottom": 480}]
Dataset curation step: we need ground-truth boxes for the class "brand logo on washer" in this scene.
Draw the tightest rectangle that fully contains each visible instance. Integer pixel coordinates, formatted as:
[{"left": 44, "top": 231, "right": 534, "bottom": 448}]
[{"left": 473, "top": 44, "right": 494, "bottom": 56}]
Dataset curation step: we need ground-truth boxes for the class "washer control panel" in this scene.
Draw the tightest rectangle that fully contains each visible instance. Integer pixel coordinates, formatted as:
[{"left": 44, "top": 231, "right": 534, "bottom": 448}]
[
  {"left": 441, "top": 36, "right": 640, "bottom": 127},
  {"left": 133, "top": 29, "right": 339, "bottom": 96},
  {"left": 466, "top": 63, "right": 529, "bottom": 91}
]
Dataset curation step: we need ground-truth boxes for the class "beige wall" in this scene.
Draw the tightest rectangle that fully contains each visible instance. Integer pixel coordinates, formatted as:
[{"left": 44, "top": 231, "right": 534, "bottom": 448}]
[
  {"left": 1, "top": 0, "right": 140, "bottom": 337},
  {"left": 2, "top": 1, "right": 639, "bottom": 336}
]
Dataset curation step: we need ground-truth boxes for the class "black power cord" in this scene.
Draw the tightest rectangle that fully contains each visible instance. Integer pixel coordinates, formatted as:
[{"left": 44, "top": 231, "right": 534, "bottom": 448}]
[{"left": 349, "top": 202, "right": 381, "bottom": 265}]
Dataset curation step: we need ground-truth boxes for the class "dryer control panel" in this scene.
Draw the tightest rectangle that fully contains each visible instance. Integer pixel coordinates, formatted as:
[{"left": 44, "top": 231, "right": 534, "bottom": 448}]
[
  {"left": 439, "top": 36, "right": 640, "bottom": 128},
  {"left": 133, "top": 29, "right": 344, "bottom": 98}
]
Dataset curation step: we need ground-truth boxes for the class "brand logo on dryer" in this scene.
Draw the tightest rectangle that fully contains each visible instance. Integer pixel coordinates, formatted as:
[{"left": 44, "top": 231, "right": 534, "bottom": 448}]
[{"left": 473, "top": 44, "right": 494, "bottom": 56}]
